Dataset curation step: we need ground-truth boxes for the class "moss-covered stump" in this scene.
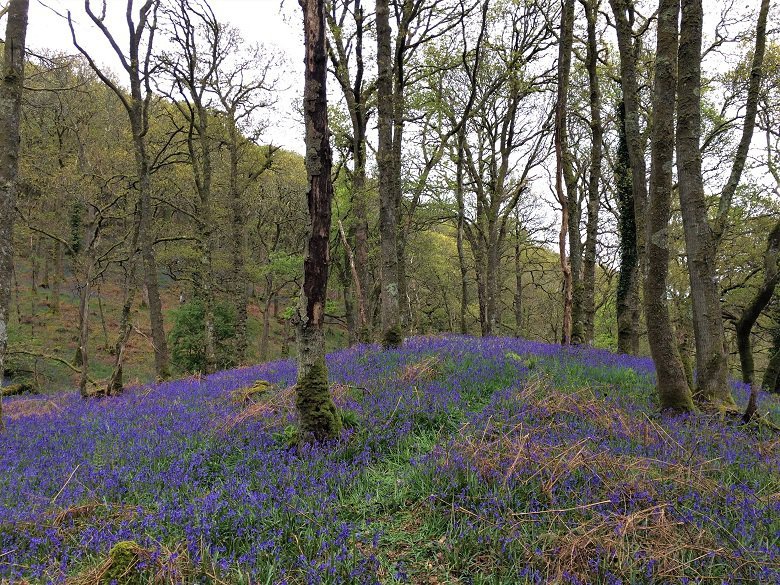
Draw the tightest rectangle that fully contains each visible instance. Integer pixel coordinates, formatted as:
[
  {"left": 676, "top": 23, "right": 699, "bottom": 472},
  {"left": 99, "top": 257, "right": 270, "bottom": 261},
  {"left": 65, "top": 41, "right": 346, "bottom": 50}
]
[
  {"left": 230, "top": 379, "right": 275, "bottom": 404},
  {"left": 295, "top": 358, "right": 341, "bottom": 442}
]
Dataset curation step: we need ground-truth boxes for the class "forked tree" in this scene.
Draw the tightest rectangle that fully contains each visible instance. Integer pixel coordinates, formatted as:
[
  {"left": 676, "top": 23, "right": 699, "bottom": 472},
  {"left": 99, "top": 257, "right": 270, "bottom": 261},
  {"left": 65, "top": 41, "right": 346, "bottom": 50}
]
[{"left": 68, "top": 0, "right": 170, "bottom": 381}]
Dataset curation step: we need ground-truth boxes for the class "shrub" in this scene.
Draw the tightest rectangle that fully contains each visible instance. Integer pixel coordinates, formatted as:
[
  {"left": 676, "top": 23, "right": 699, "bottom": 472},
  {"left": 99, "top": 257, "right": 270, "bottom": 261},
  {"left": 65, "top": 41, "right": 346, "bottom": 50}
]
[{"left": 168, "top": 300, "right": 237, "bottom": 374}]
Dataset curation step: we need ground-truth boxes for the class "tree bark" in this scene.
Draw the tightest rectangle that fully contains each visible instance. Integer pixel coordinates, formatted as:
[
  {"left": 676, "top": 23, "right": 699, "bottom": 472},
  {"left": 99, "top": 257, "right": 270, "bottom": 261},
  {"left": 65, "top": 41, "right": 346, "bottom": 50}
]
[
  {"left": 51, "top": 239, "right": 62, "bottom": 314},
  {"left": 326, "top": 0, "right": 371, "bottom": 342},
  {"left": 296, "top": 0, "right": 341, "bottom": 442},
  {"left": 228, "top": 130, "right": 249, "bottom": 362},
  {"left": 376, "top": 0, "right": 401, "bottom": 348},
  {"left": 676, "top": 0, "right": 732, "bottom": 407},
  {"left": 0, "top": 0, "right": 29, "bottom": 429},
  {"left": 614, "top": 101, "right": 640, "bottom": 354},
  {"left": 645, "top": 0, "right": 694, "bottom": 412},
  {"left": 514, "top": 222, "right": 523, "bottom": 337}
]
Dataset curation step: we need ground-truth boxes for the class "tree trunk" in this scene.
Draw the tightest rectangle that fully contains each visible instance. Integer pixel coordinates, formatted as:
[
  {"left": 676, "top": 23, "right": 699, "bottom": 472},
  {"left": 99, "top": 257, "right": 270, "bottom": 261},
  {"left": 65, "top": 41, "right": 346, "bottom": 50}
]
[
  {"left": 260, "top": 286, "right": 273, "bottom": 361},
  {"left": 337, "top": 217, "right": 366, "bottom": 340},
  {"left": 762, "top": 306, "right": 780, "bottom": 393},
  {"left": 107, "top": 250, "right": 139, "bottom": 396},
  {"left": 609, "top": 3, "right": 649, "bottom": 358},
  {"left": 581, "top": 0, "right": 602, "bottom": 346},
  {"left": 514, "top": 226, "right": 523, "bottom": 337},
  {"left": 352, "top": 168, "right": 371, "bottom": 341},
  {"left": 614, "top": 102, "right": 640, "bottom": 354},
  {"left": 296, "top": 0, "right": 341, "bottom": 442},
  {"left": 645, "top": 0, "right": 694, "bottom": 412},
  {"left": 228, "top": 131, "right": 249, "bottom": 363},
  {"left": 136, "top": 148, "right": 169, "bottom": 380},
  {"left": 555, "top": 0, "right": 575, "bottom": 345},
  {"left": 376, "top": 0, "right": 401, "bottom": 348},
  {"left": 51, "top": 239, "right": 62, "bottom": 314},
  {"left": 0, "top": 0, "right": 29, "bottom": 429},
  {"left": 735, "top": 220, "right": 780, "bottom": 385},
  {"left": 676, "top": 0, "right": 732, "bottom": 407}
]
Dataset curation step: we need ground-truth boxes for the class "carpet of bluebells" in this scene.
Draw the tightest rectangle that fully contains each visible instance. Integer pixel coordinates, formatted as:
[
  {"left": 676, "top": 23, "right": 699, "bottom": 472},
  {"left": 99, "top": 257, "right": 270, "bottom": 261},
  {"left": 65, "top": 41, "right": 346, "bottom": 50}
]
[{"left": 0, "top": 335, "right": 778, "bottom": 584}]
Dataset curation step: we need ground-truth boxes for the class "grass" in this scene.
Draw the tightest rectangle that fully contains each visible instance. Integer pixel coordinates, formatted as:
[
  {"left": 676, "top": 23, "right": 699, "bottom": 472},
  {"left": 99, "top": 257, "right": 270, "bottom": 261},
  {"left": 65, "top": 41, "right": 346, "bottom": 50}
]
[{"left": 0, "top": 336, "right": 778, "bottom": 584}]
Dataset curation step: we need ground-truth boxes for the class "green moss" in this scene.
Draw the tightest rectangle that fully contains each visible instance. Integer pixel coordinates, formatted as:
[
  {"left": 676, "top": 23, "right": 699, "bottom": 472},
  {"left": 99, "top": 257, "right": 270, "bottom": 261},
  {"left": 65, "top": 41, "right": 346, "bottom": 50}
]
[
  {"left": 102, "top": 540, "right": 143, "bottom": 584},
  {"left": 382, "top": 326, "right": 402, "bottom": 349},
  {"left": 231, "top": 379, "right": 274, "bottom": 404},
  {"left": 295, "top": 358, "right": 341, "bottom": 442}
]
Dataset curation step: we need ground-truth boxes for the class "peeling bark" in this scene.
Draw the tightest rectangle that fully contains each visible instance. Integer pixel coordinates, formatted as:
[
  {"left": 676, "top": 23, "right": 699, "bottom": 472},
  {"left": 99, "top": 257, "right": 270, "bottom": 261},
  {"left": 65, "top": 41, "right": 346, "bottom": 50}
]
[{"left": 296, "top": 0, "right": 341, "bottom": 442}]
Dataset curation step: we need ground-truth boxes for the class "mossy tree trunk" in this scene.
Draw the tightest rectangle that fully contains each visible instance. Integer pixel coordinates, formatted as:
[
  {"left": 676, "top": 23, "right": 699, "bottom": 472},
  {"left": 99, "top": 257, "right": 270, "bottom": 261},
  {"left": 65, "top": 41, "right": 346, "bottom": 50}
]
[
  {"left": 0, "top": 0, "right": 30, "bottom": 429},
  {"left": 376, "top": 0, "right": 401, "bottom": 349},
  {"left": 614, "top": 101, "right": 639, "bottom": 355},
  {"left": 609, "top": 0, "right": 649, "bottom": 356},
  {"left": 295, "top": 0, "right": 341, "bottom": 442},
  {"left": 646, "top": 0, "right": 694, "bottom": 412}
]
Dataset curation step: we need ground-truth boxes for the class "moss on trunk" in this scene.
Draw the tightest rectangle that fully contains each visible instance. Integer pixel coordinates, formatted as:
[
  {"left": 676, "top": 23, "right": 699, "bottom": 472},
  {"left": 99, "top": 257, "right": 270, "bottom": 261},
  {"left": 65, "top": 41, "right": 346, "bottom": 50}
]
[{"left": 296, "top": 357, "right": 341, "bottom": 442}]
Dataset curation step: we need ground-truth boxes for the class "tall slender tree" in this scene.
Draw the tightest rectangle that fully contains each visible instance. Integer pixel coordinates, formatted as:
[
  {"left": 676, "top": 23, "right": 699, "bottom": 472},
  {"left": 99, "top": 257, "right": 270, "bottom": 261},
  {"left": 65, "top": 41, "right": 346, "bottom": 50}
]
[
  {"left": 0, "top": 0, "right": 30, "bottom": 429},
  {"left": 555, "top": 0, "right": 576, "bottom": 345},
  {"left": 580, "top": 0, "right": 603, "bottom": 346},
  {"left": 296, "top": 0, "right": 341, "bottom": 441},
  {"left": 375, "top": 0, "right": 400, "bottom": 348},
  {"left": 676, "top": 0, "right": 731, "bottom": 406},
  {"left": 609, "top": 0, "right": 648, "bottom": 353},
  {"left": 646, "top": 0, "right": 694, "bottom": 411}
]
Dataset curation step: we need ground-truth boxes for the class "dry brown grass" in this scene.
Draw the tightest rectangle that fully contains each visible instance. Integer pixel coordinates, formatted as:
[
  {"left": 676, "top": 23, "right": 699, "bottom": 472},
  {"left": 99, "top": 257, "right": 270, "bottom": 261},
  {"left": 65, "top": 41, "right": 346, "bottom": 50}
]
[
  {"left": 52, "top": 501, "right": 139, "bottom": 527},
  {"left": 548, "top": 504, "right": 721, "bottom": 583},
  {"left": 3, "top": 397, "right": 62, "bottom": 420},
  {"left": 434, "top": 377, "right": 770, "bottom": 583},
  {"left": 399, "top": 356, "right": 442, "bottom": 384}
]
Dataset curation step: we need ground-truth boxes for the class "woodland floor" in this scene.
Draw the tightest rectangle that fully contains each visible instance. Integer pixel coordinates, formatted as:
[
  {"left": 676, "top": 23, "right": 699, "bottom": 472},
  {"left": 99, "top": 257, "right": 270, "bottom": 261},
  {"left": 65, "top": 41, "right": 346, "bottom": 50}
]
[{"left": 0, "top": 336, "right": 778, "bottom": 584}]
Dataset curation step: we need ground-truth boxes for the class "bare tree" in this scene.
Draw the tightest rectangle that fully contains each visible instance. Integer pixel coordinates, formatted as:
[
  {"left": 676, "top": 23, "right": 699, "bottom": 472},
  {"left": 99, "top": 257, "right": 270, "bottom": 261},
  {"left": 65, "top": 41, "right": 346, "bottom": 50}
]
[
  {"left": 68, "top": 0, "right": 170, "bottom": 380},
  {"left": 0, "top": 0, "right": 29, "bottom": 428}
]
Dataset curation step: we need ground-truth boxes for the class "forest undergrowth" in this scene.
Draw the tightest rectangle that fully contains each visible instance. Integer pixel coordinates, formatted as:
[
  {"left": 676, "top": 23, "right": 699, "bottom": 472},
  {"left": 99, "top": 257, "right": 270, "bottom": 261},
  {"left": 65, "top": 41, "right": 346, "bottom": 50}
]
[{"left": 0, "top": 336, "right": 778, "bottom": 584}]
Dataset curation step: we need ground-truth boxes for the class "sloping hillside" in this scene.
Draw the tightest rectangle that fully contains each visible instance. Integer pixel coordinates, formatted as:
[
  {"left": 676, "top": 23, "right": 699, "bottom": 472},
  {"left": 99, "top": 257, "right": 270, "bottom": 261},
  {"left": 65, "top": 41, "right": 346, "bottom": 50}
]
[{"left": 1, "top": 336, "right": 778, "bottom": 584}]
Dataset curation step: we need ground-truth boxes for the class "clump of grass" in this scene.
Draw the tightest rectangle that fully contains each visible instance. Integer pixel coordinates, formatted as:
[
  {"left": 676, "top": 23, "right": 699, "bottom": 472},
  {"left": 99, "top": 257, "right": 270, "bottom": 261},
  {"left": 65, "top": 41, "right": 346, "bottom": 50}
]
[
  {"left": 399, "top": 355, "right": 442, "bottom": 383},
  {"left": 71, "top": 540, "right": 191, "bottom": 585}
]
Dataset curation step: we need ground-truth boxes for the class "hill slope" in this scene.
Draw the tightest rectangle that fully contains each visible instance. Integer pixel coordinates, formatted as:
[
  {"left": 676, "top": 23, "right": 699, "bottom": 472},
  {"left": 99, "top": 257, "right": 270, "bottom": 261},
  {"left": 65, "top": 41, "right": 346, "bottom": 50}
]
[{"left": 1, "top": 336, "right": 778, "bottom": 584}]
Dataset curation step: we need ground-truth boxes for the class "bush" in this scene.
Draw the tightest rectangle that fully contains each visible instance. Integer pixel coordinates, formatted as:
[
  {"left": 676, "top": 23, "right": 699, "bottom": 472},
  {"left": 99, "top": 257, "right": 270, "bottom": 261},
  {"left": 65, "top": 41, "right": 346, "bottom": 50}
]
[{"left": 168, "top": 300, "right": 237, "bottom": 374}]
